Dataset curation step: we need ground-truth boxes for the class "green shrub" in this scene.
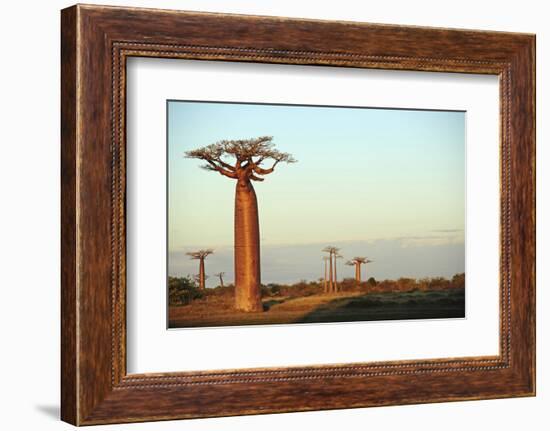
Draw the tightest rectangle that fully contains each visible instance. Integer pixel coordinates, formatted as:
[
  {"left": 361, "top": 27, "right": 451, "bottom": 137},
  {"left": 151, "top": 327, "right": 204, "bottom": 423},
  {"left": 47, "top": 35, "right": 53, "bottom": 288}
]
[{"left": 168, "top": 276, "right": 204, "bottom": 305}]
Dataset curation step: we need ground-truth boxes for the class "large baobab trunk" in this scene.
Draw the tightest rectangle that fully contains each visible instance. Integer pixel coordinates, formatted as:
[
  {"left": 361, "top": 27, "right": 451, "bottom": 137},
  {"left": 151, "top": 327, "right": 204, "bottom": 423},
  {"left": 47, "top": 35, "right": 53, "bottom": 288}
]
[
  {"left": 328, "top": 253, "right": 334, "bottom": 293},
  {"left": 234, "top": 179, "right": 262, "bottom": 312},
  {"left": 355, "top": 263, "right": 361, "bottom": 283},
  {"left": 334, "top": 258, "right": 338, "bottom": 292},
  {"left": 199, "top": 259, "right": 206, "bottom": 289},
  {"left": 324, "top": 259, "right": 328, "bottom": 293}
]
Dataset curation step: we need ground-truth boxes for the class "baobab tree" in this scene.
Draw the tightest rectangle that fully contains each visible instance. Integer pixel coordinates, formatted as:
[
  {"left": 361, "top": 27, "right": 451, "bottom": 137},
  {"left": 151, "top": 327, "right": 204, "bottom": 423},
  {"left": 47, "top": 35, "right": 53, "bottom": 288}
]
[
  {"left": 186, "top": 136, "right": 296, "bottom": 312},
  {"left": 322, "top": 246, "right": 341, "bottom": 293},
  {"left": 186, "top": 249, "right": 213, "bottom": 290},
  {"left": 214, "top": 272, "right": 225, "bottom": 288},
  {"left": 346, "top": 257, "right": 373, "bottom": 283}
]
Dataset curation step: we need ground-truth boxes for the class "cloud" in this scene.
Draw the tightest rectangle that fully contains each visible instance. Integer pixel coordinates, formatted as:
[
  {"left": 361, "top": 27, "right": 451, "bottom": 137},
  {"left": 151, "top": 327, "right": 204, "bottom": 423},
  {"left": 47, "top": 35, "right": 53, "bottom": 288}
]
[
  {"left": 399, "top": 234, "right": 464, "bottom": 248},
  {"left": 168, "top": 238, "right": 465, "bottom": 287}
]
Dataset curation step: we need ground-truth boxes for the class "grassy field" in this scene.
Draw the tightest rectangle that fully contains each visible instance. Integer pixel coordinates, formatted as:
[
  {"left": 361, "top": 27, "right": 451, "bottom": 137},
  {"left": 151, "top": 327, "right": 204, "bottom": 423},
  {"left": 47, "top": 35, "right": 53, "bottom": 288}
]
[{"left": 168, "top": 287, "right": 465, "bottom": 328}]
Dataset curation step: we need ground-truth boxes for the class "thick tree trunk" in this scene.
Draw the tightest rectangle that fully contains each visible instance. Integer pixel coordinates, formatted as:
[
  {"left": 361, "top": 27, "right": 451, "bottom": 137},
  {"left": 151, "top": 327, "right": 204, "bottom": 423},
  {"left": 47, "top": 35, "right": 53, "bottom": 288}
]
[
  {"left": 234, "top": 179, "right": 263, "bottom": 312},
  {"left": 355, "top": 263, "right": 361, "bottom": 283},
  {"left": 324, "top": 260, "right": 328, "bottom": 293},
  {"left": 334, "top": 258, "right": 338, "bottom": 292},
  {"left": 328, "top": 254, "right": 334, "bottom": 293},
  {"left": 199, "top": 258, "right": 205, "bottom": 289}
]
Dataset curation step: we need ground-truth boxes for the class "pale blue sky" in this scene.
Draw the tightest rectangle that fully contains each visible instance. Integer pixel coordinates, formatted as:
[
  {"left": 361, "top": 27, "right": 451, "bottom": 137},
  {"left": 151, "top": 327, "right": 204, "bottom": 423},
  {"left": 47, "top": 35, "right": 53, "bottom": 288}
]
[{"left": 168, "top": 101, "right": 465, "bottom": 285}]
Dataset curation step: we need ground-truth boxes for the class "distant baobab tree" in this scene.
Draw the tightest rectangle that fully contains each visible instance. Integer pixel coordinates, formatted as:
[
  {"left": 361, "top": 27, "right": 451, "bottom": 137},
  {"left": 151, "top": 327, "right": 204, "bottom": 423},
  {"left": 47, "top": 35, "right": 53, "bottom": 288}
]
[
  {"left": 346, "top": 257, "right": 373, "bottom": 283},
  {"left": 322, "top": 246, "right": 341, "bottom": 293},
  {"left": 186, "top": 136, "right": 296, "bottom": 312},
  {"left": 186, "top": 249, "right": 213, "bottom": 290},
  {"left": 214, "top": 272, "right": 225, "bottom": 288}
]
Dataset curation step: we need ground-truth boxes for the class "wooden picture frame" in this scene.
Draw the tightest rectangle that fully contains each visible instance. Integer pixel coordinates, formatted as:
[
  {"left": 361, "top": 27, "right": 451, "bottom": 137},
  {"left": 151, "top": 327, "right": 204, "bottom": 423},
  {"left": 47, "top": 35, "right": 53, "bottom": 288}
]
[{"left": 61, "top": 4, "right": 535, "bottom": 425}]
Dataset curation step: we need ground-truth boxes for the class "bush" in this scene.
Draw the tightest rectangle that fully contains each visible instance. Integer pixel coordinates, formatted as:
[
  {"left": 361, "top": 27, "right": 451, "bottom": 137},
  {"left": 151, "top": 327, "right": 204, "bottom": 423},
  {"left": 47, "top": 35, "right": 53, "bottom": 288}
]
[
  {"left": 451, "top": 273, "right": 465, "bottom": 289},
  {"left": 208, "top": 284, "right": 235, "bottom": 297},
  {"left": 168, "top": 276, "right": 204, "bottom": 305},
  {"left": 337, "top": 278, "right": 357, "bottom": 292},
  {"left": 260, "top": 285, "right": 272, "bottom": 297},
  {"left": 268, "top": 283, "right": 281, "bottom": 296},
  {"left": 273, "top": 281, "right": 320, "bottom": 298},
  {"left": 168, "top": 273, "right": 466, "bottom": 306}
]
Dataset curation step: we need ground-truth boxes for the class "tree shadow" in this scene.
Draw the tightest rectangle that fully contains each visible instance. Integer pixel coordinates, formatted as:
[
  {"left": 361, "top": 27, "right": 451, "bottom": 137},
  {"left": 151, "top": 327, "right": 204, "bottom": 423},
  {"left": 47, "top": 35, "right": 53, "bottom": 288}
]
[
  {"left": 262, "top": 299, "right": 286, "bottom": 311},
  {"left": 294, "top": 292, "right": 465, "bottom": 324}
]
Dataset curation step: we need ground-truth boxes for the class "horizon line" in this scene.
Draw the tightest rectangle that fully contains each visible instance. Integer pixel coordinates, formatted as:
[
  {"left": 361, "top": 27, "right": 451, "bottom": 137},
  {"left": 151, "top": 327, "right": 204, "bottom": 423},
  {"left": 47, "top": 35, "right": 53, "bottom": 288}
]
[{"left": 168, "top": 233, "right": 465, "bottom": 252}]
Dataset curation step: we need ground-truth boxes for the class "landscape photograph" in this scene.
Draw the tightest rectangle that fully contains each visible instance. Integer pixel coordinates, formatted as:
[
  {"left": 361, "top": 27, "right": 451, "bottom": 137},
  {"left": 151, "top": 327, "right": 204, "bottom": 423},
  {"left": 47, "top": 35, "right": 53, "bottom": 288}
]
[{"left": 167, "top": 100, "right": 465, "bottom": 328}]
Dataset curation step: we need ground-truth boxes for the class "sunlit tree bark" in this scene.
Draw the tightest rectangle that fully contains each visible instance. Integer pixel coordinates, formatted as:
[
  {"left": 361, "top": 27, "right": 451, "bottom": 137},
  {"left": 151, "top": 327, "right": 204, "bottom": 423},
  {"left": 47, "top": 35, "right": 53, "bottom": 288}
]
[
  {"left": 322, "top": 256, "right": 330, "bottom": 293},
  {"left": 186, "top": 137, "right": 296, "bottom": 312}
]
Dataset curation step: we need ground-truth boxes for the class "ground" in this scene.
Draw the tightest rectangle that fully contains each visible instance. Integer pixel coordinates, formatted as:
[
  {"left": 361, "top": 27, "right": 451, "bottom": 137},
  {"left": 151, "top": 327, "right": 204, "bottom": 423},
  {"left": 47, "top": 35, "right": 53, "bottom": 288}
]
[{"left": 168, "top": 287, "right": 465, "bottom": 328}]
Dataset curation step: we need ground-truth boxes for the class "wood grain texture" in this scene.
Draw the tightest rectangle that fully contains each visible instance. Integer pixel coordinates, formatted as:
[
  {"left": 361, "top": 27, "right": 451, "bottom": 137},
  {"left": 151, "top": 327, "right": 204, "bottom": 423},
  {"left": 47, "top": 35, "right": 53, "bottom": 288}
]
[
  {"left": 60, "top": 4, "right": 535, "bottom": 425},
  {"left": 60, "top": 5, "right": 78, "bottom": 425}
]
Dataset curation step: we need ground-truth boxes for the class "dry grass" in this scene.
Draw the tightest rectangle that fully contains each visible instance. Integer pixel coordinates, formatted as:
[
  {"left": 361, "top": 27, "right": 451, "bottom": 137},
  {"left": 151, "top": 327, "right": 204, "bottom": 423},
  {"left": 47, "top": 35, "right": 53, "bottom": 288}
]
[{"left": 168, "top": 287, "right": 465, "bottom": 328}]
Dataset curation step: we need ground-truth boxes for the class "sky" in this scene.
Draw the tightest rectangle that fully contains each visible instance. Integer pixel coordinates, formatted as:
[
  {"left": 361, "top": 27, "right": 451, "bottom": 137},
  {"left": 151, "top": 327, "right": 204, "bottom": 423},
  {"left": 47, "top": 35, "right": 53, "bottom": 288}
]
[{"left": 168, "top": 100, "right": 465, "bottom": 286}]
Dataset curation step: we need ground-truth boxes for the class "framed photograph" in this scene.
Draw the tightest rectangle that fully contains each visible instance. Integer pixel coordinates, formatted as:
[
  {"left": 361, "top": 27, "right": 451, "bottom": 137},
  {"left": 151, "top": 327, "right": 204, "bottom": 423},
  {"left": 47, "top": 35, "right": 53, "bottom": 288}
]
[
  {"left": 165, "top": 100, "right": 466, "bottom": 329},
  {"left": 61, "top": 4, "right": 535, "bottom": 425}
]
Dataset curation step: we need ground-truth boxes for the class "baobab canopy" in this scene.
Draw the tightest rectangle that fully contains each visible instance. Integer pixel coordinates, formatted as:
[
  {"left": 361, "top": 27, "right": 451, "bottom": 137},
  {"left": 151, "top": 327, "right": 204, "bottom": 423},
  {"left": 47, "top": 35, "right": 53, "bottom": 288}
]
[{"left": 185, "top": 136, "right": 296, "bottom": 182}]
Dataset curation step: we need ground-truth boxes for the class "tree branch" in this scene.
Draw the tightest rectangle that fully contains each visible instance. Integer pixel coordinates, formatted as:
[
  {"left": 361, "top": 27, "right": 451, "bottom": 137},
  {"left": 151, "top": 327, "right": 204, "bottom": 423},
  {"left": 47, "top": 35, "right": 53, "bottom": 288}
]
[
  {"left": 203, "top": 160, "right": 237, "bottom": 179},
  {"left": 250, "top": 173, "right": 264, "bottom": 182},
  {"left": 214, "top": 157, "right": 236, "bottom": 171},
  {"left": 252, "top": 159, "right": 280, "bottom": 175}
]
